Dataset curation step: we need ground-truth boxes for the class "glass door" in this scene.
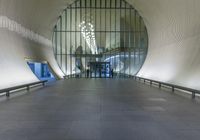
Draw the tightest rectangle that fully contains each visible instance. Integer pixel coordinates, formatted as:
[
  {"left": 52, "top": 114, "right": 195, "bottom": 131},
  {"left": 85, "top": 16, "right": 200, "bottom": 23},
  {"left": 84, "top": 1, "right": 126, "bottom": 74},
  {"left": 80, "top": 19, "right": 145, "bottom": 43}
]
[{"left": 89, "top": 62, "right": 111, "bottom": 78}]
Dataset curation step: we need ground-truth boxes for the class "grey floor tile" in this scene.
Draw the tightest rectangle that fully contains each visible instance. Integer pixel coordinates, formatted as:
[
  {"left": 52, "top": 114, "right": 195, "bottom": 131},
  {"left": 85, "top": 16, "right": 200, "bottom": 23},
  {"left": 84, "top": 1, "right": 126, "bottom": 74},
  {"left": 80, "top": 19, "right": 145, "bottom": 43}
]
[{"left": 0, "top": 79, "right": 199, "bottom": 140}]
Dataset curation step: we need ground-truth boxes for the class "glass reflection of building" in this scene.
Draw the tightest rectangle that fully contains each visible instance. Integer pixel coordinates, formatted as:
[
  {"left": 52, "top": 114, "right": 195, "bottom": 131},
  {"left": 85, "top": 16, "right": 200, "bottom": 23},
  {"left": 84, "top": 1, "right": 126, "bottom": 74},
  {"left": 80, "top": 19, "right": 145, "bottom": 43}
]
[{"left": 53, "top": 0, "right": 148, "bottom": 78}]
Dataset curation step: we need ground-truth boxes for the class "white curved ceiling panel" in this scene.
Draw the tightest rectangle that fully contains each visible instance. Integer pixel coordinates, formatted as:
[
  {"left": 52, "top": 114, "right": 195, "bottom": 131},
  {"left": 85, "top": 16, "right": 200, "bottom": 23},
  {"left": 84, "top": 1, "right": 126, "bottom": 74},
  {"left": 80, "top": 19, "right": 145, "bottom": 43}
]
[
  {"left": 0, "top": 0, "right": 73, "bottom": 38},
  {"left": 125, "top": 0, "right": 200, "bottom": 89}
]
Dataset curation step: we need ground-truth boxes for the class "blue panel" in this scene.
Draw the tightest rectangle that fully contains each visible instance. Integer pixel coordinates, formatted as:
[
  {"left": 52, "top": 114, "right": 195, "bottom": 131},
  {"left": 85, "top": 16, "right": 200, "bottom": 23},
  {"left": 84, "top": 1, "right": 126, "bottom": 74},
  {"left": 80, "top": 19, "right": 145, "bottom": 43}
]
[{"left": 27, "top": 62, "right": 56, "bottom": 81}]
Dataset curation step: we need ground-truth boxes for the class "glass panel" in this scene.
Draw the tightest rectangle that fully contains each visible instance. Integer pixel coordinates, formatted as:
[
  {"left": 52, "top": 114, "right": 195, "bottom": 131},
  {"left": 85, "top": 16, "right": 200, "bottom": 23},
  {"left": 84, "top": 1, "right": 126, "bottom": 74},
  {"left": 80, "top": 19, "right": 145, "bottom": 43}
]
[
  {"left": 81, "top": 0, "right": 85, "bottom": 7},
  {"left": 116, "top": 0, "right": 120, "bottom": 8},
  {"left": 111, "top": 0, "right": 116, "bottom": 8},
  {"left": 53, "top": 0, "right": 148, "bottom": 78},
  {"left": 101, "top": 9, "right": 106, "bottom": 31},
  {"left": 96, "top": 0, "right": 101, "bottom": 8},
  {"left": 105, "top": 9, "right": 111, "bottom": 31},
  {"left": 66, "top": 32, "right": 70, "bottom": 54},
  {"left": 66, "top": 9, "right": 71, "bottom": 31},
  {"left": 101, "top": 0, "right": 106, "bottom": 8},
  {"left": 106, "top": 0, "right": 110, "bottom": 8},
  {"left": 91, "top": 0, "right": 96, "bottom": 8},
  {"left": 62, "top": 32, "right": 65, "bottom": 54},
  {"left": 110, "top": 9, "right": 115, "bottom": 31}
]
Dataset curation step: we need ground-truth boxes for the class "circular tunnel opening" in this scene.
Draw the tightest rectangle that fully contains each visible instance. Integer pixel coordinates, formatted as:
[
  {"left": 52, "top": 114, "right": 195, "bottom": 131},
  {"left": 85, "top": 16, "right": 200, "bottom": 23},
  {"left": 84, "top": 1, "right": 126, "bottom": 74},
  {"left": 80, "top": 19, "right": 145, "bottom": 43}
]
[{"left": 53, "top": 0, "right": 148, "bottom": 78}]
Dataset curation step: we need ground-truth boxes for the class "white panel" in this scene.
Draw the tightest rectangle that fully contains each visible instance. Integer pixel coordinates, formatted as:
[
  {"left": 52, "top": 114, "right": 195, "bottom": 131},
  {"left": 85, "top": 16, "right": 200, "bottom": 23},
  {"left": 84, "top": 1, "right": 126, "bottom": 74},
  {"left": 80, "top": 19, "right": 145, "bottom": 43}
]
[
  {"left": 0, "top": 29, "right": 64, "bottom": 90},
  {"left": 126, "top": 0, "right": 200, "bottom": 90}
]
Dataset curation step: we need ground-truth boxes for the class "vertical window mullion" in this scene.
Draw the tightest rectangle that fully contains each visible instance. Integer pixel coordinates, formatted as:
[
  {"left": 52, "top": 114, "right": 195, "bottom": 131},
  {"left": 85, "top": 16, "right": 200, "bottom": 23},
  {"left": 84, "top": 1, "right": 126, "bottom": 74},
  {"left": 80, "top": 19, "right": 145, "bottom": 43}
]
[
  {"left": 65, "top": 10, "right": 68, "bottom": 76},
  {"left": 70, "top": 7, "right": 72, "bottom": 78}
]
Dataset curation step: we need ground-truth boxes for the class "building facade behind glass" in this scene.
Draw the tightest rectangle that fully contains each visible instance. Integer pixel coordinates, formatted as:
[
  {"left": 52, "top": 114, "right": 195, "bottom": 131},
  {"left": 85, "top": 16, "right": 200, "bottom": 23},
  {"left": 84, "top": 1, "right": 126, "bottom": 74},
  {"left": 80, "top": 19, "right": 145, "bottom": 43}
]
[{"left": 53, "top": 0, "right": 148, "bottom": 78}]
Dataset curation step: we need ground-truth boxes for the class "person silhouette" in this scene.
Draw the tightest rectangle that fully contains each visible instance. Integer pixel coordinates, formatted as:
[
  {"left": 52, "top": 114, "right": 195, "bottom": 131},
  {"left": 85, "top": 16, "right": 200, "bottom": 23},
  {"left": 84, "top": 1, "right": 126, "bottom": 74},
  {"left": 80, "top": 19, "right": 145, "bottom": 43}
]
[
  {"left": 111, "top": 69, "right": 114, "bottom": 78},
  {"left": 86, "top": 68, "right": 90, "bottom": 78}
]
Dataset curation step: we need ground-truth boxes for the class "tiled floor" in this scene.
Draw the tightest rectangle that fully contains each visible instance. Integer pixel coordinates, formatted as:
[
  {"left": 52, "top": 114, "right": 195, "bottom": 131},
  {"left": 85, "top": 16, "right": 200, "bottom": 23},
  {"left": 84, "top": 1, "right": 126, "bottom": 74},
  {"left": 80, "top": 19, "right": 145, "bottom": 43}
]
[{"left": 0, "top": 79, "right": 200, "bottom": 140}]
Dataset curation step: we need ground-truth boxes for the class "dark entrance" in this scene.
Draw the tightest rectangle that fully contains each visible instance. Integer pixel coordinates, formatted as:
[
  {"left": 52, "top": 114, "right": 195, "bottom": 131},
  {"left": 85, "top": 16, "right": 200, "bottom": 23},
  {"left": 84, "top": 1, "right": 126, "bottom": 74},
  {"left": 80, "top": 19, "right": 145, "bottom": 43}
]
[{"left": 89, "top": 62, "right": 111, "bottom": 78}]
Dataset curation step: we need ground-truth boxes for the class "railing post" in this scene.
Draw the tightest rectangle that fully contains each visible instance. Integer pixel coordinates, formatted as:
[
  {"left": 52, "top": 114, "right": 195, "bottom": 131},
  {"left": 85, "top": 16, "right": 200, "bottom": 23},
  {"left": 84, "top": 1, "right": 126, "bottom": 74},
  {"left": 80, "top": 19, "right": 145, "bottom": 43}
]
[
  {"left": 172, "top": 86, "right": 175, "bottom": 92},
  {"left": 192, "top": 92, "right": 196, "bottom": 99},
  {"left": 6, "top": 91, "right": 10, "bottom": 97},
  {"left": 27, "top": 86, "right": 30, "bottom": 91},
  {"left": 159, "top": 83, "right": 161, "bottom": 88},
  {"left": 43, "top": 82, "right": 45, "bottom": 86}
]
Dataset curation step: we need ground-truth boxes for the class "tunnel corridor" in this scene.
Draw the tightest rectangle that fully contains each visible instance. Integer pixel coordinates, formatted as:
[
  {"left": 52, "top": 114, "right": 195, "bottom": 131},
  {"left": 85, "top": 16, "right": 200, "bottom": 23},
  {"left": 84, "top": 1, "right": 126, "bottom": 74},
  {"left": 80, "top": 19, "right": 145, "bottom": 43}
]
[{"left": 0, "top": 79, "right": 200, "bottom": 140}]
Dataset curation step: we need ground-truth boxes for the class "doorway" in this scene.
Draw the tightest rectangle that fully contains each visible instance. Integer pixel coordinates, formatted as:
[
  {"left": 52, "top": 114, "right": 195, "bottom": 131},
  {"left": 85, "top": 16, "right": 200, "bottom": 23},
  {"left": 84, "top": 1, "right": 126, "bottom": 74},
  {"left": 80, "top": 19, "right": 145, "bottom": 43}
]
[{"left": 89, "top": 62, "right": 111, "bottom": 78}]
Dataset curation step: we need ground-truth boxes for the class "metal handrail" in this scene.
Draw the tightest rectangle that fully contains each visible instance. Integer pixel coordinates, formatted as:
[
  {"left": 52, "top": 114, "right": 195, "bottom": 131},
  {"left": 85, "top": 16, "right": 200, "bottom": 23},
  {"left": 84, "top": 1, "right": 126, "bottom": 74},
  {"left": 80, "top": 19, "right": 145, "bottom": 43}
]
[
  {"left": 0, "top": 80, "right": 48, "bottom": 97},
  {"left": 133, "top": 76, "right": 200, "bottom": 99}
]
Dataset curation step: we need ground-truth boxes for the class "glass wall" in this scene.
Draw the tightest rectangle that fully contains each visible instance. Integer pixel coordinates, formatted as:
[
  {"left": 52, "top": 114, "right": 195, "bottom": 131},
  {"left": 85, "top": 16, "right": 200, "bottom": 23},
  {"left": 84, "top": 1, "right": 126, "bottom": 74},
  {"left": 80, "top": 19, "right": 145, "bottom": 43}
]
[{"left": 53, "top": 0, "right": 148, "bottom": 78}]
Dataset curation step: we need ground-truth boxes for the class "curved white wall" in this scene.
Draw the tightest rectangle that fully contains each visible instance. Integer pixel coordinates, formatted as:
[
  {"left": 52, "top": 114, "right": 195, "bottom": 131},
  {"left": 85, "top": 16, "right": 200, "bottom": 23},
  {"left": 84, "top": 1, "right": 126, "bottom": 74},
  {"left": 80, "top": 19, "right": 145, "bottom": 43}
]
[
  {"left": 0, "top": 0, "right": 69, "bottom": 89},
  {"left": 0, "top": 0, "right": 70, "bottom": 38},
  {"left": 0, "top": 29, "right": 64, "bottom": 89},
  {"left": 126, "top": 0, "right": 200, "bottom": 90}
]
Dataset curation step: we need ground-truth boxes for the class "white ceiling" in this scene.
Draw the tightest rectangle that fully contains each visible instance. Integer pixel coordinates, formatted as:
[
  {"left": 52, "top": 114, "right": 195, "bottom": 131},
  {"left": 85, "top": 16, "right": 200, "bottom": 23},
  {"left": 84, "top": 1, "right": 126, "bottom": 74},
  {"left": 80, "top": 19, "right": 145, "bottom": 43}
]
[{"left": 0, "top": 0, "right": 75, "bottom": 38}]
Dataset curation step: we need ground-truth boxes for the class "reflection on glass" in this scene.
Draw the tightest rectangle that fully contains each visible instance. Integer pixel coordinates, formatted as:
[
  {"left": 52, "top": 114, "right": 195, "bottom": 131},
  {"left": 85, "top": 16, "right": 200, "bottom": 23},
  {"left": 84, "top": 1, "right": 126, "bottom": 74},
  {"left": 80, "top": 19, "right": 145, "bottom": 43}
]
[{"left": 53, "top": 0, "right": 148, "bottom": 78}]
